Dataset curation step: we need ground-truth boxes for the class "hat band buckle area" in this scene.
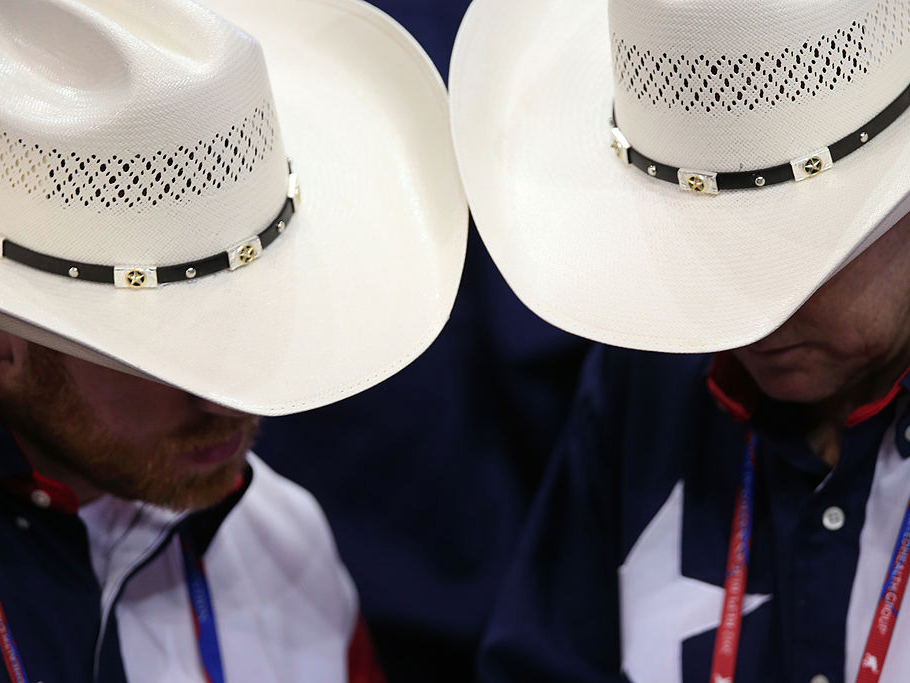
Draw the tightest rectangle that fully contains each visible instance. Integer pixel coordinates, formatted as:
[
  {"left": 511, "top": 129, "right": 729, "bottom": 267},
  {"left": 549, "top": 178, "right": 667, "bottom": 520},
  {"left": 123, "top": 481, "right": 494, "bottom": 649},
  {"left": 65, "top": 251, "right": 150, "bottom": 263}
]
[
  {"left": 0, "top": 171, "right": 301, "bottom": 289},
  {"left": 610, "top": 80, "right": 910, "bottom": 195}
]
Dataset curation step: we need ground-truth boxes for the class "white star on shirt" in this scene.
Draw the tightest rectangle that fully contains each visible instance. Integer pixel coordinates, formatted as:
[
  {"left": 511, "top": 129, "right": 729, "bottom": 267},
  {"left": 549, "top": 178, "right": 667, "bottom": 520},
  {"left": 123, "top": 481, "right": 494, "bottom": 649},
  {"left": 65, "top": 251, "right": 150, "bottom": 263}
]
[{"left": 619, "top": 481, "right": 772, "bottom": 683}]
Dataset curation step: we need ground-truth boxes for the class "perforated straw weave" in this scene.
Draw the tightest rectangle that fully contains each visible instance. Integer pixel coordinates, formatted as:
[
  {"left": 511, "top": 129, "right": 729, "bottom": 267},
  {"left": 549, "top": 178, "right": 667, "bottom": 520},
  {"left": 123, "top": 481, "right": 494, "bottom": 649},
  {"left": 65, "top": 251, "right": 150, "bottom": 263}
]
[
  {"left": 614, "top": 1, "right": 910, "bottom": 115},
  {"left": 0, "top": 103, "right": 277, "bottom": 210}
]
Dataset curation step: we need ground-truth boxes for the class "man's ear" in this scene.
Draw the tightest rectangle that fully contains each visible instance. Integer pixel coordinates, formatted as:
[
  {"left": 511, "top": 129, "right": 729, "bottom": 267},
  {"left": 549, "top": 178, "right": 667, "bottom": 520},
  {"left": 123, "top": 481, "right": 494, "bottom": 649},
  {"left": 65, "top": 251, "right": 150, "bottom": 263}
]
[{"left": 0, "top": 331, "right": 29, "bottom": 386}]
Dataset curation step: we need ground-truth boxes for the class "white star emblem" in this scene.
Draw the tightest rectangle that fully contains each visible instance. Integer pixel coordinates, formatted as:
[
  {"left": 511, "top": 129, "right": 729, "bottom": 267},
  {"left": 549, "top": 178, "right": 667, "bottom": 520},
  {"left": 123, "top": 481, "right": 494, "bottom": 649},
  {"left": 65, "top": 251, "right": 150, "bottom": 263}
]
[{"left": 620, "top": 482, "right": 772, "bottom": 683}]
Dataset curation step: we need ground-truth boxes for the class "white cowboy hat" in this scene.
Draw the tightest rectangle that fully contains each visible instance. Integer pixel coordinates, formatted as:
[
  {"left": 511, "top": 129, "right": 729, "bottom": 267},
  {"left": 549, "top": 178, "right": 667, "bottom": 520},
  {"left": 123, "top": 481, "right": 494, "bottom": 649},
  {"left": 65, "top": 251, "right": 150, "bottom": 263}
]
[
  {"left": 449, "top": 0, "right": 910, "bottom": 352},
  {"left": 0, "top": 0, "right": 467, "bottom": 415}
]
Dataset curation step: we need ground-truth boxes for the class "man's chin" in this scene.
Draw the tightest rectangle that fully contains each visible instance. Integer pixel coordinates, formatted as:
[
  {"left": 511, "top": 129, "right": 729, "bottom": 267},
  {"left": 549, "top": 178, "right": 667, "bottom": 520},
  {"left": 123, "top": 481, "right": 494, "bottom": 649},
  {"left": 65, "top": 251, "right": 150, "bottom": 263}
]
[
  {"left": 734, "top": 353, "right": 840, "bottom": 405},
  {"left": 95, "top": 456, "right": 248, "bottom": 512},
  {"left": 749, "top": 373, "right": 835, "bottom": 404},
  {"left": 155, "top": 462, "right": 247, "bottom": 512}
]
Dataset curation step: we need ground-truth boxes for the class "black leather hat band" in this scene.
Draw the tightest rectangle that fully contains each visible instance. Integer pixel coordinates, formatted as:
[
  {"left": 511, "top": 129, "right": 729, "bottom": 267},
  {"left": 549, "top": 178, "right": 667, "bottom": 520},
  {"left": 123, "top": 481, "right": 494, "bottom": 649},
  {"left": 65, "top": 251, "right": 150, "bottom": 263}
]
[
  {"left": 1, "top": 172, "right": 300, "bottom": 289},
  {"left": 610, "top": 80, "right": 910, "bottom": 195}
]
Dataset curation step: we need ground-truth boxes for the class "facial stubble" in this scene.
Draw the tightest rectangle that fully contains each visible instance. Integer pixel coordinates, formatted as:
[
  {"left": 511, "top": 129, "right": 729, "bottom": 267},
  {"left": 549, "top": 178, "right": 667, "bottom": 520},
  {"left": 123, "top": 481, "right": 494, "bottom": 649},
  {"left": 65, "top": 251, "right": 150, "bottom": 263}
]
[{"left": 1, "top": 344, "right": 259, "bottom": 511}]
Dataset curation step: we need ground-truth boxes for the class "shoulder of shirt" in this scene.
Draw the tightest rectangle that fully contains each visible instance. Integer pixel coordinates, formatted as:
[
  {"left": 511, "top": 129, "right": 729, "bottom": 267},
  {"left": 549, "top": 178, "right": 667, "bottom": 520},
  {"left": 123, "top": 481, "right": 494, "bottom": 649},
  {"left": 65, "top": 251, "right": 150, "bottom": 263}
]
[
  {"left": 208, "top": 452, "right": 358, "bottom": 634},
  {"left": 241, "top": 452, "right": 328, "bottom": 529},
  {"left": 578, "top": 346, "right": 715, "bottom": 411},
  {"left": 233, "top": 452, "right": 348, "bottom": 568}
]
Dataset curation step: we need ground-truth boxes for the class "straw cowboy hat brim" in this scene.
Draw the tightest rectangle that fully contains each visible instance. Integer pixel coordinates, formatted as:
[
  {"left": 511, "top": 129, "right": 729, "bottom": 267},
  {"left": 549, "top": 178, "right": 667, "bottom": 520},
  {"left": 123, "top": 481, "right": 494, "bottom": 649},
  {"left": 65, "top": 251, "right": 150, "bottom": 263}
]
[
  {"left": 449, "top": 0, "right": 910, "bottom": 353},
  {"left": 0, "top": 0, "right": 467, "bottom": 415}
]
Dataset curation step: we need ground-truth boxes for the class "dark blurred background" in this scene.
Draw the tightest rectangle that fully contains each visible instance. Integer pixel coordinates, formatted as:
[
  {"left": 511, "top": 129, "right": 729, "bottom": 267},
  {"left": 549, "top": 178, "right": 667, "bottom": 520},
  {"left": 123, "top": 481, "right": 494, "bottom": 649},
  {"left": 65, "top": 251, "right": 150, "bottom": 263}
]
[{"left": 255, "top": 2, "right": 592, "bottom": 681}]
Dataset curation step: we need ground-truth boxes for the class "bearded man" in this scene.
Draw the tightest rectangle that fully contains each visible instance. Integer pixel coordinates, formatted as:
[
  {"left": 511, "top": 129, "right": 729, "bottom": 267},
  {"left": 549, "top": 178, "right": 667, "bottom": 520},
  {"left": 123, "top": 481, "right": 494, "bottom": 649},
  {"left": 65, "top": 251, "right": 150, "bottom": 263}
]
[
  {"left": 449, "top": 0, "right": 910, "bottom": 680},
  {"left": 0, "top": 0, "right": 466, "bottom": 680}
]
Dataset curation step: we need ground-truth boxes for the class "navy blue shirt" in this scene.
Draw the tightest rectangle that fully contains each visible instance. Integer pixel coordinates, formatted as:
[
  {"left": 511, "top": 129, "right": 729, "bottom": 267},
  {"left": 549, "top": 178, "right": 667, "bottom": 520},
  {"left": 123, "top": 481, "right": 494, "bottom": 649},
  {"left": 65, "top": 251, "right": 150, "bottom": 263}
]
[{"left": 479, "top": 345, "right": 910, "bottom": 683}]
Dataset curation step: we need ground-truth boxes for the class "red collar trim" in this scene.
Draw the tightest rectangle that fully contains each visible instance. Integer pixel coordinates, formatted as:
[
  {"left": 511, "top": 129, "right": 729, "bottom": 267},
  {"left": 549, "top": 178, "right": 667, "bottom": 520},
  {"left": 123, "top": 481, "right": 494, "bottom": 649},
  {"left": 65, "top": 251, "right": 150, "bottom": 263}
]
[
  {"left": 707, "top": 353, "right": 910, "bottom": 427},
  {"left": 1, "top": 430, "right": 80, "bottom": 515},
  {"left": 2, "top": 473, "right": 80, "bottom": 515},
  {"left": 845, "top": 365, "right": 910, "bottom": 427},
  {"left": 707, "top": 353, "right": 760, "bottom": 423}
]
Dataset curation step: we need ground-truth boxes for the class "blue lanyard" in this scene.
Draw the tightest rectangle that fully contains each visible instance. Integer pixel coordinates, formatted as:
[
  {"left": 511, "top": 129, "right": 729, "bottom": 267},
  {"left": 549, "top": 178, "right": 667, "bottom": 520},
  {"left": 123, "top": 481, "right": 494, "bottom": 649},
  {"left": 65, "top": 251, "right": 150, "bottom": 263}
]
[
  {"left": 737, "top": 433, "right": 757, "bottom": 570},
  {"left": 179, "top": 531, "right": 227, "bottom": 683}
]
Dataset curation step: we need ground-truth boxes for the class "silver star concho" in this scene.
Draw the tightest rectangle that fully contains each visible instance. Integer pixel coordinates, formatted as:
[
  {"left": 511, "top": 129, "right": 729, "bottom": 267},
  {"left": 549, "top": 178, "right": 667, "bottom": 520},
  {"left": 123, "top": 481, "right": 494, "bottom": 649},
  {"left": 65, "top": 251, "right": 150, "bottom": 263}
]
[
  {"left": 804, "top": 156, "right": 823, "bottom": 176},
  {"left": 687, "top": 175, "right": 706, "bottom": 193},
  {"left": 126, "top": 269, "right": 146, "bottom": 288}
]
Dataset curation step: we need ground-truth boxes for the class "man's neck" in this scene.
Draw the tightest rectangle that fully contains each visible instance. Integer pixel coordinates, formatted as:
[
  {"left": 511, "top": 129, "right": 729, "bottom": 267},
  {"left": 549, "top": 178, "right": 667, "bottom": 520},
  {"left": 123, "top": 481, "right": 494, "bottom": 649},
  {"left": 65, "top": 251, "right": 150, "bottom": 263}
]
[
  {"left": 803, "top": 358, "right": 910, "bottom": 467},
  {"left": 806, "top": 422, "right": 843, "bottom": 468}
]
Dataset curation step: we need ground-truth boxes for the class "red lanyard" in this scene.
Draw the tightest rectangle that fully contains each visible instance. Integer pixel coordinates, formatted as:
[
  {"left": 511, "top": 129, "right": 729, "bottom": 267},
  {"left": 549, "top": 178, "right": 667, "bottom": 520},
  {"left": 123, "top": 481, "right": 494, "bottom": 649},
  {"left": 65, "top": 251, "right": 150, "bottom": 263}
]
[
  {"left": 711, "top": 433, "right": 910, "bottom": 682},
  {"left": 855, "top": 499, "right": 910, "bottom": 682},
  {"left": 710, "top": 432, "right": 757, "bottom": 681}
]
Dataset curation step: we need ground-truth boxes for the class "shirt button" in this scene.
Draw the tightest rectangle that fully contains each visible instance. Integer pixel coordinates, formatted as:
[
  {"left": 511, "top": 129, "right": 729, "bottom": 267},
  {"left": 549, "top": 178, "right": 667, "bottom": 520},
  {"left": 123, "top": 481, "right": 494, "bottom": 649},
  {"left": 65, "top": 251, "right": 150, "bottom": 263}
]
[
  {"left": 822, "top": 506, "right": 845, "bottom": 531},
  {"left": 810, "top": 676, "right": 830, "bottom": 683},
  {"left": 904, "top": 424, "right": 910, "bottom": 443},
  {"left": 14, "top": 516, "right": 30, "bottom": 530},
  {"left": 31, "top": 489, "right": 52, "bottom": 509}
]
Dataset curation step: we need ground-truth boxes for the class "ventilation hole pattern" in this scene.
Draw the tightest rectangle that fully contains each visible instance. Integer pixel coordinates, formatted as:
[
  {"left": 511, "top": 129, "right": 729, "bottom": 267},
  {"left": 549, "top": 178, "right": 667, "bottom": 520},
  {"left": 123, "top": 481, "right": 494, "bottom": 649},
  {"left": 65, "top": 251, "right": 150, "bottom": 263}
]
[
  {"left": 0, "top": 102, "right": 277, "bottom": 209},
  {"left": 613, "top": 0, "right": 910, "bottom": 114}
]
